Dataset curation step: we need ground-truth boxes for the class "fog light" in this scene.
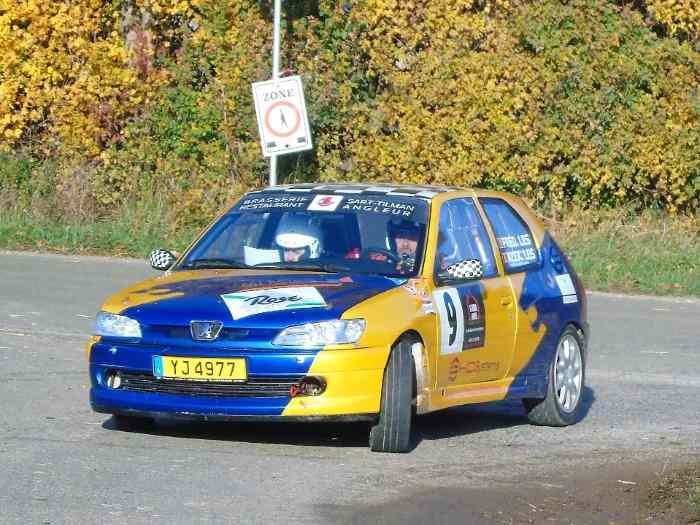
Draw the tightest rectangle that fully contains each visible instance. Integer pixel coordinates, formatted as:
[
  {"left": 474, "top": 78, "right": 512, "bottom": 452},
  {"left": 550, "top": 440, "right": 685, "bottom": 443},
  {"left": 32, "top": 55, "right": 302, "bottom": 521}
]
[
  {"left": 105, "top": 370, "right": 122, "bottom": 389},
  {"left": 290, "top": 376, "right": 326, "bottom": 397}
]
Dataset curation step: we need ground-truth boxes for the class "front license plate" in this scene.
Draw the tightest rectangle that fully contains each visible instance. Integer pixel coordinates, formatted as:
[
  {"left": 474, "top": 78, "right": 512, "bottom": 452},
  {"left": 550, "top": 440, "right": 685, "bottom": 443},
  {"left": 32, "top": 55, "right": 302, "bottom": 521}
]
[{"left": 153, "top": 356, "right": 247, "bottom": 381}]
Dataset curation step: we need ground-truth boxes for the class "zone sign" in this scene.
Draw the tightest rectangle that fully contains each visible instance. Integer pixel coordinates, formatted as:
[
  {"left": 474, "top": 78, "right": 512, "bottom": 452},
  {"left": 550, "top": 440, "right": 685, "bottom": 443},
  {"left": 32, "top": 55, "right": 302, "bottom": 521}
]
[{"left": 252, "top": 75, "right": 313, "bottom": 157}]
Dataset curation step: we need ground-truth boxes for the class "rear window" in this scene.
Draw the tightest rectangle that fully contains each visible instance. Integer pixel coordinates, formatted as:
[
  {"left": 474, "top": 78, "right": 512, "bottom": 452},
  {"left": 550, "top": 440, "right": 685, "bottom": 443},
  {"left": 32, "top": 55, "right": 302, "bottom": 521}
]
[{"left": 480, "top": 198, "right": 540, "bottom": 273}]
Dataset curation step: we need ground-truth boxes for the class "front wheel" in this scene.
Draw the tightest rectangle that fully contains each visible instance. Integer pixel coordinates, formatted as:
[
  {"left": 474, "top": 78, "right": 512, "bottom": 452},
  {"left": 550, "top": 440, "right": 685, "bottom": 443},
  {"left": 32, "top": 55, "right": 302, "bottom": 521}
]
[
  {"left": 523, "top": 325, "right": 586, "bottom": 426},
  {"left": 369, "top": 339, "right": 415, "bottom": 453}
]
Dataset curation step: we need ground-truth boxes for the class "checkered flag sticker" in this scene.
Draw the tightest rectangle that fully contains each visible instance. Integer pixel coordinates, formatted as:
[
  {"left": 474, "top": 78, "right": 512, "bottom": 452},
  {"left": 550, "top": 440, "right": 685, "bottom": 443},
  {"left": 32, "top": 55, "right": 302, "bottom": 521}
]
[
  {"left": 446, "top": 259, "right": 483, "bottom": 280},
  {"left": 149, "top": 249, "right": 176, "bottom": 270}
]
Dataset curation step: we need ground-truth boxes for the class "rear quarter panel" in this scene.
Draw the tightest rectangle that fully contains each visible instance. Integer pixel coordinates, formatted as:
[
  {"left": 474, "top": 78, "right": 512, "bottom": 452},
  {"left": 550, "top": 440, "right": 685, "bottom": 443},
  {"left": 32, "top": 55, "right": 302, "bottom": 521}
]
[{"left": 497, "top": 195, "right": 588, "bottom": 399}]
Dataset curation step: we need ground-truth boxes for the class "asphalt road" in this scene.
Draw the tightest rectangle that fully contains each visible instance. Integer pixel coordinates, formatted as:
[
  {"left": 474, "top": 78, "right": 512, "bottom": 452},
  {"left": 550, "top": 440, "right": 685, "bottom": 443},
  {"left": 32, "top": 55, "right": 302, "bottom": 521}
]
[{"left": 1, "top": 251, "right": 698, "bottom": 525}]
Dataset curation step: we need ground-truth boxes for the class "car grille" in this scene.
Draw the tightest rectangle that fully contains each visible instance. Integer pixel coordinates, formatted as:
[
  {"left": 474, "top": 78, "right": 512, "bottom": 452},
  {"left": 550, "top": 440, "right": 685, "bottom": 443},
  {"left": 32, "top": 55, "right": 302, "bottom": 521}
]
[{"left": 120, "top": 372, "right": 301, "bottom": 398}]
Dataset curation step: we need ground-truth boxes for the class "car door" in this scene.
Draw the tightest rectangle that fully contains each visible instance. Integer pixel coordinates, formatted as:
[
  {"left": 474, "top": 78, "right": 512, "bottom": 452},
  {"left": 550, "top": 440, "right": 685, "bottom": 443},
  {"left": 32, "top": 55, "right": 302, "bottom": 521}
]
[
  {"left": 432, "top": 197, "right": 517, "bottom": 388},
  {"left": 478, "top": 197, "right": 552, "bottom": 380}
]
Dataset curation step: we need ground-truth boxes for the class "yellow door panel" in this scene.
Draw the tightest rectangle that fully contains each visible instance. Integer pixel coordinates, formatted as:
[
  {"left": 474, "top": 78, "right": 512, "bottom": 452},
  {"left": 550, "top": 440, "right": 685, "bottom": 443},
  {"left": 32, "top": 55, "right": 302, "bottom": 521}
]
[{"left": 433, "top": 276, "right": 516, "bottom": 387}]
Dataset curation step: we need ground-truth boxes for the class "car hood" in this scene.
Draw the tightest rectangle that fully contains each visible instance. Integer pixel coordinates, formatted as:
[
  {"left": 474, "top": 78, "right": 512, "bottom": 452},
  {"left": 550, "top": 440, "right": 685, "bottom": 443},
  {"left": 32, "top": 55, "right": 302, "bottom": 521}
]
[{"left": 107, "top": 270, "right": 405, "bottom": 330}]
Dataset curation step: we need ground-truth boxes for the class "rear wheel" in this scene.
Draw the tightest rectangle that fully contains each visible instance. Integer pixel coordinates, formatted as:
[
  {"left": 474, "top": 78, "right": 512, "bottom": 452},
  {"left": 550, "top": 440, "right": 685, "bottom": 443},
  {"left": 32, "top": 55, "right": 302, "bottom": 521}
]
[
  {"left": 369, "top": 338, "right": 416, "bottom": 453},
  {"left": 524, "top": 326, "right": 586, "bottom": 426}
]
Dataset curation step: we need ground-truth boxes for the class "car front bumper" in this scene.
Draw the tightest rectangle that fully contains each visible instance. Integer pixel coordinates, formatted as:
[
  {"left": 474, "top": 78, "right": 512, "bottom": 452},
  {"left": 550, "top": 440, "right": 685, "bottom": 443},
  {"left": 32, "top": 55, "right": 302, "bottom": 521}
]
[{"left": 88, "top": 339, "right": 390, "bottom": 419}]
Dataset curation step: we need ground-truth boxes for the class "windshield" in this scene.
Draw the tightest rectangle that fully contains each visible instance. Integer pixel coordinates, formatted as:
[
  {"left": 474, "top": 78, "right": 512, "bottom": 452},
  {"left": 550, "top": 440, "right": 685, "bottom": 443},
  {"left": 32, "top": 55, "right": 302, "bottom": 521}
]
[{"left": 180, "top": 192, "right": 430, "bottom": 277}]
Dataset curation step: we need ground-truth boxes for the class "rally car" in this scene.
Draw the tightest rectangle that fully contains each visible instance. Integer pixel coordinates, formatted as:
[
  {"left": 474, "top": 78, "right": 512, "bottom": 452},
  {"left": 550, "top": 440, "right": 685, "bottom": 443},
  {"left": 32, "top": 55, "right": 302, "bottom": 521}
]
[{"left": 88, "top": 183, "right": 588, "bottom": 453}]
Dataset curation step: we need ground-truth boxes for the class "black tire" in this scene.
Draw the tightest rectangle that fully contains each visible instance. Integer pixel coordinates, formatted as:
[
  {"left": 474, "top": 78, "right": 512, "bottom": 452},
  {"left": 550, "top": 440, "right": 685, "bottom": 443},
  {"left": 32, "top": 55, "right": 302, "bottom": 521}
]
[
  {"left": 523, "top": 325, "right": 586, "bottom": 426},
  {"left": 369, "top": 338, "right": 416, "bottom": 453},
  {"left": 112, "top": 413, "right": 154, "bottom": 430}
]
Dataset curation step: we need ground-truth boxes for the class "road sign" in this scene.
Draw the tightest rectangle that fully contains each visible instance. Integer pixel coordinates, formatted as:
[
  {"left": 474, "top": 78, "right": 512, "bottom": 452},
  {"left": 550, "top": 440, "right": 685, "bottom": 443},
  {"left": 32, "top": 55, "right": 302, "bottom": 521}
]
[{"left": 252, "top": 75, "right": 312, "bottom": 158}]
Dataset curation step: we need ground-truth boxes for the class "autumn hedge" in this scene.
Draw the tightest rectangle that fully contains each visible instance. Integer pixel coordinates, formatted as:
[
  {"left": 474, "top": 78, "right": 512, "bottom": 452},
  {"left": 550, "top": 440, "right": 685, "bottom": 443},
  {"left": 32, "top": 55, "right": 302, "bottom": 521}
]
[{"left": 1, "top": 0, "right": 698, "bottom": 229}]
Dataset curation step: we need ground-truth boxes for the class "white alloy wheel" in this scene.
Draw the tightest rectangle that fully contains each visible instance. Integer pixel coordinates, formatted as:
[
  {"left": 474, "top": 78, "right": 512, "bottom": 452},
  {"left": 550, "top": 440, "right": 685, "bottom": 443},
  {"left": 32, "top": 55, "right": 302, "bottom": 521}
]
[
  {"left": 554, "top": 334, "right": 583, "bottom": 413},
  {"left": 523, "top": 325, "right": 587, "bottom": 426}
]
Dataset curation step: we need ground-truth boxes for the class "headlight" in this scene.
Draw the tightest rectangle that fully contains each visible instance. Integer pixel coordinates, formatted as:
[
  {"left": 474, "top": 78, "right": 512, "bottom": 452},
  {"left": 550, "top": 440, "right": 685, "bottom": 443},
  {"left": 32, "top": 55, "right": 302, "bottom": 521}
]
[
  {"left": 94, "top": 311, "right": 142, "bottom": 338},
  {"left": 273, "top": 319, "right": 366, "bottom": 347}
]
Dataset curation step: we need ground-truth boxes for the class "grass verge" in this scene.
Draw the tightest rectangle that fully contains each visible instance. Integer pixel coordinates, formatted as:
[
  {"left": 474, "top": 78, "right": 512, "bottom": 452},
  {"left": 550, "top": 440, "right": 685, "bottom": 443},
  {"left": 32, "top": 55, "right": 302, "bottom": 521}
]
[
  {"left": 546, "top": 208, "right": 699, "bottom": 297},
  {"left": 646, "top": 464, "right": 700, "bottom": 524},
  {"left": 1, "top": 201, "right": 698, "bottom": 297},
  {"left": 691, "top": 478, "right": 700, "bottom": 518},
  {"left": 0, "top": 198, "right": 198, "bottom": 257}
]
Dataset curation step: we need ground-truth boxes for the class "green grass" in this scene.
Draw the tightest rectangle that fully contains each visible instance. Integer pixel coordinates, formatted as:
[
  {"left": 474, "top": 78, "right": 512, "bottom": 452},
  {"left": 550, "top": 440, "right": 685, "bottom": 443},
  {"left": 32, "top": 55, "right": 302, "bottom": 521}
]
[
  {"left": 691, "top": 478, "right": 700, "bottom": 517},
  {"left": 549, "top": 209, "right": 700, "bottom": 297},
  {"left": 646, "top": 465, "right": 700, "bottom": 523},
  {"left": 0, "top": 200, "right": 198, "bottom": 258},
  {"left": 1, "top": 201, "right": 698, "bottom": 297}
]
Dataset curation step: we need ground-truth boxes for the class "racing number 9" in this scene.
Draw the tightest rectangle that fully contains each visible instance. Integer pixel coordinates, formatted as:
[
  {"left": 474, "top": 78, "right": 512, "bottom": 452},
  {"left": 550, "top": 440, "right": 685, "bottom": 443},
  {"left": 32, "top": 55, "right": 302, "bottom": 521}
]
[
  {"left": 443, "top": 292, "right": 457, "bottom": 346},
  {"left": 434, "top": 287, "right": 465, "bottom": 355}
]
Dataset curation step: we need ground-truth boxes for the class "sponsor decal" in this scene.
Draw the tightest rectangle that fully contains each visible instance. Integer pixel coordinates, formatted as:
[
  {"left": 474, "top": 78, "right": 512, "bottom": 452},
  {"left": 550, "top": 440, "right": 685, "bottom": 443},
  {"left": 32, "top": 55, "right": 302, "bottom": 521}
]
[
  {"left": 464, "top": 294, "right": 485, "bottom": 349},
  {"left": 555, "top": 273, "right": 578, "bottom": 304},
  {"left": 404, "top": 279, "right": 435, "bottom": 314},
  {"left": 403, "top": 280, "right": 418, "bottom": 296},
  {"left": 421, "top": 301, "right": 436, "bottom": 315},
  {"left": 448, "top": 356, "right": 500, "bottom": 382},
  {"left": 307, "top": 194, "right": 344, "bottom": 211},
  {"left": 221, "top": 287, "right": 326, "bottom": 320},
  {"left": 555, "top": 273, "right": 575, "bottom": 295},
  {"left": 497, "top": 234, "right": 538, "bottom": 268},
  {"left": 236, "top": 279, "right": 343, "bottom": 292},
  {"left": 448, "top": 357, "right": 460, "bottom": 382},
  {"left": 237, "top": 195, "right": 310, "bottom": 211},
  {"left": 340, "top": 197, "right": 416, "bottom": 217}
]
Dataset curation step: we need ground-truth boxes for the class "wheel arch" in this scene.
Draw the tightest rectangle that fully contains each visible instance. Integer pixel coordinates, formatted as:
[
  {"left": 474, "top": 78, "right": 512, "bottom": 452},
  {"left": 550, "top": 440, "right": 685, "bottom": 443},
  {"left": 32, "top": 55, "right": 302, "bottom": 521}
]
[
  {"left": 392, "top": 329, "right": 430, "bottom": 415},
  {"left": 567, "top": 320, "right": 588, "bottom": 349},
  {"left": 562, "top": 320, "right": 588, "bottom": 355}
]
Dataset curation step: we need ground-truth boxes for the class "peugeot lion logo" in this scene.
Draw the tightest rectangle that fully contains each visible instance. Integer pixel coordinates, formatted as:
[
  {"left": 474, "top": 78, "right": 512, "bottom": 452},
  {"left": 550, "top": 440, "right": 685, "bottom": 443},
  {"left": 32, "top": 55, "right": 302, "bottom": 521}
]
[{"left": 190, "top": 321, "right": 223, "bottom": 341}]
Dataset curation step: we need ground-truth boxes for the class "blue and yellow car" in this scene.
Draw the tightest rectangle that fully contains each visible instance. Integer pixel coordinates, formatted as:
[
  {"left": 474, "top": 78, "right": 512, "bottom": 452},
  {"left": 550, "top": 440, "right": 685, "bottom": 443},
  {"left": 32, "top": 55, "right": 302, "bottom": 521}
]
[{"left": 88, "top": 183, "right": 588, "bottom": 452}]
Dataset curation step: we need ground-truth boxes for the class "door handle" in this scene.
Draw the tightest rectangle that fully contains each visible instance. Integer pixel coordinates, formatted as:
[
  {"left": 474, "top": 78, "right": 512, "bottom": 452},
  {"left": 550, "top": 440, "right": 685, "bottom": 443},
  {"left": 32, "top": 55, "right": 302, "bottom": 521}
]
[{"left": 500, "top": 296, "right": 513, "bottom": 307}]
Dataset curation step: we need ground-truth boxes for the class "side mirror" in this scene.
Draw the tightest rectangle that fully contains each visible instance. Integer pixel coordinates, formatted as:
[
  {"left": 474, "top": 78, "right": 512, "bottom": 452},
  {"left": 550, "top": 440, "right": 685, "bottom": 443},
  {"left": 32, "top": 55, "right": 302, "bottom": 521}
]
[
  {"left": 149, "top": 249, "right": 177, "bottom": 271},
  {"left": 437, "top": 259, "right": 483, "bottom": 285}
]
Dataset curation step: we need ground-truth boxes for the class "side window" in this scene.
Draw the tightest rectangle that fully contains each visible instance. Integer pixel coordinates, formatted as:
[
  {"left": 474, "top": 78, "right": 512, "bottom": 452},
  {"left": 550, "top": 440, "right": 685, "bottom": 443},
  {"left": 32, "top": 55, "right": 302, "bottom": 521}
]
[
  {"left": 480, "top": 198, "right": 539, "bottom": 273},
  {"left": 435, "top": 199, "right": 498, "bottom": 279}
]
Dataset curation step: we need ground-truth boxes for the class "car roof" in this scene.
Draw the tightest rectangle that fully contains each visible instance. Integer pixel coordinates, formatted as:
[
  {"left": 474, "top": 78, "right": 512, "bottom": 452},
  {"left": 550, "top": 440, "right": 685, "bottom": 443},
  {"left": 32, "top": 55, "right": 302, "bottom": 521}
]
[{"left": 250, "top": 182, "right": 464, "bottom": 201}]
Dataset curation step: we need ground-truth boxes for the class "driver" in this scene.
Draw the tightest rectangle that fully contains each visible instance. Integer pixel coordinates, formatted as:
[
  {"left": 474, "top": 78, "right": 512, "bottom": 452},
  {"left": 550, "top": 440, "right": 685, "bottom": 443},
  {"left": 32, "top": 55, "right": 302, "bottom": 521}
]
[
  {"left": 275, "top": 214, "right": 322, "bottom": 262},
  {"left": 387, "top": 218, "right": 423, "bottom": 274}
]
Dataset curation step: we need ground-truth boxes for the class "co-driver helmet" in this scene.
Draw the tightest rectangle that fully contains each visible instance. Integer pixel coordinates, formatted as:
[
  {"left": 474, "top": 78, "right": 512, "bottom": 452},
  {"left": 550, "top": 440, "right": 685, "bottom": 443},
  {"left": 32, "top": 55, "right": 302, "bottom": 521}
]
[{"left": 274, "top": 214, "right": 322, "bottom": 259}]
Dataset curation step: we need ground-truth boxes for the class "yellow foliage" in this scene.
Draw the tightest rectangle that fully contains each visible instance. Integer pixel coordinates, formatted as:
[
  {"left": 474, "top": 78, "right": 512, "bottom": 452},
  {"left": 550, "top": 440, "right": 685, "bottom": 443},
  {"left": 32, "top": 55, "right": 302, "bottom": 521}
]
[
  {"left": 0, "top": 0, "right": 199, "bottom": 155},
  {"left": 1, "top": 0, "right": 699, "bottom": 222},
  {"left": 309, "top": 0, "right": 700, "bottom": 212},
  {"left": 644, "top": 0, "right": 700, "bottom": 40}
]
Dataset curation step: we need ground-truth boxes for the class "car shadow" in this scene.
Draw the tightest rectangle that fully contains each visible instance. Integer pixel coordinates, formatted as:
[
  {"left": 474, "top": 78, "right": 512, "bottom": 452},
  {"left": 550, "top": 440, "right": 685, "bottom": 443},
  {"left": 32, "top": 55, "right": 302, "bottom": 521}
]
[
  {"left": 415, "top": 385, "right": 596, "bottom": 445},
  {"left": 102, "top": 416, "right": 373, "bottom": 448},
  {"left": 101, "top": 387, "right": 596, "bottom": 451}
]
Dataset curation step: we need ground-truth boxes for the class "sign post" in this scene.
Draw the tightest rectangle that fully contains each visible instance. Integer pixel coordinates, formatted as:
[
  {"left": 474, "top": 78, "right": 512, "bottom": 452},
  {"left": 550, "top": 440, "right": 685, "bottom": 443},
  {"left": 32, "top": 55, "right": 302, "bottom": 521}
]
[
  {"left": 269, "top": 0, "right": 282, "bottom": 186},
  {"left": 256, "top": 0, "right": 312, "bottom": 185}
]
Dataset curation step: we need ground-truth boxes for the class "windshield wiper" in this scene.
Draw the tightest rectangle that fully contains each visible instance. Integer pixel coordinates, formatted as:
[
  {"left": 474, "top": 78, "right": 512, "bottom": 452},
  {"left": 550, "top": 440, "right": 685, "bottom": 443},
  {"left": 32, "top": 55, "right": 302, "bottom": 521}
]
[
  {"left": 181, "top": 258, "right": 252, "bottom": 270},
  {"left": 253, "top": 262, "right": 353, "bottom": 273}
]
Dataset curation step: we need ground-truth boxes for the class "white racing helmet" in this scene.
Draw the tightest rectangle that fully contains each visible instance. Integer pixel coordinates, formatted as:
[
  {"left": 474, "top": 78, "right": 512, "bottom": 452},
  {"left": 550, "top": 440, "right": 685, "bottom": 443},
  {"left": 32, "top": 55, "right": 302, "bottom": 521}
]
[{"left": 275, "top": 214, "right": 322, "bottom": 259}]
